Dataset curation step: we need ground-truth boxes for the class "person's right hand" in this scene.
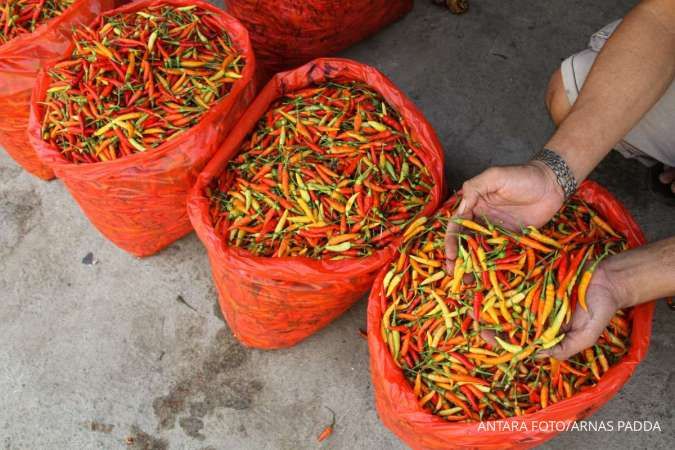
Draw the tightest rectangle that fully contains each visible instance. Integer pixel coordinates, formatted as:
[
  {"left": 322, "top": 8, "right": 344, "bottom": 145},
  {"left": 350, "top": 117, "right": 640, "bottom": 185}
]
[{"left": 445, "top": 161, "right": 566, "bottom": 270}]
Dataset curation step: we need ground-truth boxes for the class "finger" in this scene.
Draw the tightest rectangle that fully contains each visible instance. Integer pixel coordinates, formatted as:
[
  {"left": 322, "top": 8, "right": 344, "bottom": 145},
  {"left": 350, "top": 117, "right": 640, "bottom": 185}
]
[
  {"left": 473, "top": 203, "right": 521, "bottom": 232},
  {"left": 444, "top": 193, "right": 477, "bottom": 272},
  {"left": 444, "top": 221, "right": 460, "bottom": 273},
  {"left": 445, "top": 167, "right": 507, "bottom": 271},
  {"left": 479, "top": 329, "right": 497, "bottom": 347},
  {"left": 543, "top": 327, "right": 597, "bottom": 361},
  {"left": 457, "top": 167, "right": 521, "bottom": 230}
]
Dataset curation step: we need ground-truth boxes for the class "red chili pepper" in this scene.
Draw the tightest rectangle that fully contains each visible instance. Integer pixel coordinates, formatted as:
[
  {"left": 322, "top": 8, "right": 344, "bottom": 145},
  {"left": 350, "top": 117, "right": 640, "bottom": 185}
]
[
  {"left": 473, "top": 292, "right": 483, "bottom": 323},
  {"left": 449, "top": 351, "right": 475, "bottom": 371},
  {"left": 316, "top": 408, "right": 335, "bottom": 442},
  {"left": 459, "top": 385, "right": 479, "bottom": 412},
  {"left": 460, "top": 315, "right": 472, "bottom": 334},
  {"left": 556, "top": 252, "right": 569, "bottom": 285},
  {"left": 494, "top": 254, "right": 521, "bottom": 265}
]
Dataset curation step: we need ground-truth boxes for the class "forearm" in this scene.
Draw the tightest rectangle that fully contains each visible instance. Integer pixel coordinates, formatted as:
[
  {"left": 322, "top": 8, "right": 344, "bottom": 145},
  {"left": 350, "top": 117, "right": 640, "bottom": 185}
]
[
  {"left": 546, "top": 0, "right": 675, "bottom": 181},
  {"left": 604, "top": 236, "right": 675, "bottom": 308}
]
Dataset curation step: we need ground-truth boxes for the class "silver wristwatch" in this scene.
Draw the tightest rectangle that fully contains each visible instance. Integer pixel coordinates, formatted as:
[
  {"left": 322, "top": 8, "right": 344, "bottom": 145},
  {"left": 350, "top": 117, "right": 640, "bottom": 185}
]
[{"left": 531, "top": 148, "right": 578, "bottom": 199}]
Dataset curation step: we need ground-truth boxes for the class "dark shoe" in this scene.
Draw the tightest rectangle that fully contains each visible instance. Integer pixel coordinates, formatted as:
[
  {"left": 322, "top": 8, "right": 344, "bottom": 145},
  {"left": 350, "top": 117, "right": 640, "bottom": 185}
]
[{"left": 649, "top": 163, "right": 675, "bottom": 205}]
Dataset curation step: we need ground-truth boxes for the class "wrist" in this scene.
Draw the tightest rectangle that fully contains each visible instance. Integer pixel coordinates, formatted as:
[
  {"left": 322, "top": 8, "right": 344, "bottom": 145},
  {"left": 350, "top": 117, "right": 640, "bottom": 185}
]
[
  {"left": 528, "top": 160, "right": 566, "bottom": 206},
  {"left": 530, "top": 148, "right": 578, "bottom": 199},
  {"left": 598, "top": 255, "right": 637, "bottom": 309}
]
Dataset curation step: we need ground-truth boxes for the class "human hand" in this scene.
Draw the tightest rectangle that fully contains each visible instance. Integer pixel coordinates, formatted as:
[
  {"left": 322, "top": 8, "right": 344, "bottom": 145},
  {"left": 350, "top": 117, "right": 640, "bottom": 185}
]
[
  {"left": 544, "top": 261, "right": 626, "bottom": 360},
  {"left": 445, "top": 162, "right": 565, "bottom": 270}
]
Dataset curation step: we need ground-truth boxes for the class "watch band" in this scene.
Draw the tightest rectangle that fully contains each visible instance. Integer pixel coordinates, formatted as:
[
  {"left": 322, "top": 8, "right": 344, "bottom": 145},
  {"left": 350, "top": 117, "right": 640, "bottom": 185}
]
[{"left": 531, "top": 148, "right": 578, "bottom": 199}]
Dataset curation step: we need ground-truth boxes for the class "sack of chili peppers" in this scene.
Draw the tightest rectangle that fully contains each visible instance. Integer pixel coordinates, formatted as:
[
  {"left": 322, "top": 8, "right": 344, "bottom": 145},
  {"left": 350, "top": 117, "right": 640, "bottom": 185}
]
[
  {"left": 367, "top": 181, "right": 655, "bottom": 449},
  {"left": 0, "top": 0, "right": 113, "bottom": 180},
  {"left": 28, "top": 0, "right": 256, "bottom": 257},
  {"left": 222, "top": 0, "right": 413, "bottom": 74},
  {"left": 188, "top": 58, "right": 446, "bottom": 349}
]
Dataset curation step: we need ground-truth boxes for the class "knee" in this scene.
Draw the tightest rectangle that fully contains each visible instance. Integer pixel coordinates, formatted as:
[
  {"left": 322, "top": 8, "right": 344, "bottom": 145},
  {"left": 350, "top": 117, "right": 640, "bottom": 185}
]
[{"left": 545, "top": 68, "right": 571, "bottom": 126}]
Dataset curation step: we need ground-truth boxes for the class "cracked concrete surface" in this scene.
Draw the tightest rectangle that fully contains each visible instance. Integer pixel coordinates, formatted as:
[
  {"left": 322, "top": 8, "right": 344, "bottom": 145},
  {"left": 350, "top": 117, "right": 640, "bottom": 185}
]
[{"left": 1, "top": 1, "right": 674, "bottom": 449}]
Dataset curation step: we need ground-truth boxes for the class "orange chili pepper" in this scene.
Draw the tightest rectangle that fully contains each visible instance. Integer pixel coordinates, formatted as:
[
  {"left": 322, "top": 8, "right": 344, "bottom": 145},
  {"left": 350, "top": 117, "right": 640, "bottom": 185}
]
[{"left": 316, "top": 408, "right": 335, "bottom": 442}]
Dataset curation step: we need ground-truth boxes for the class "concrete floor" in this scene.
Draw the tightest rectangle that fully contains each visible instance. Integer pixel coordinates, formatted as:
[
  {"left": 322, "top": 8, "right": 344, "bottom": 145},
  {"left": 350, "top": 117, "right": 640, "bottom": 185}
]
[{"left": 1, "top": 0, "right": 674, "bottom": 449}]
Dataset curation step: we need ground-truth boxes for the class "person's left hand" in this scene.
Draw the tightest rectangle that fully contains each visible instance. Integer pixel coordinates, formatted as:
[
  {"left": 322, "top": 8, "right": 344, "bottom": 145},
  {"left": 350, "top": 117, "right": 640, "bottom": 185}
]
[{"left": 544, "top": 260, "right": 626, "bottom": 360}]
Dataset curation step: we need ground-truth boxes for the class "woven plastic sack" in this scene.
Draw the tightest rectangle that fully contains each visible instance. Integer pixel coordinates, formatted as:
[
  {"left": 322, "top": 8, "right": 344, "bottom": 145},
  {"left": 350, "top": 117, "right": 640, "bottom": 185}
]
[
  {"left": 188, "top": 58, "right": 446, "bottom": 349},
  {"left": 367, "top": 180, "right": 655, "bottom": 449},
  {"left": 222, "top": 0, "right": 413, "bottom": 74},
  {"left": 0, "top": 0, "right": 113, "bottom": 180},
  {"left": 28, "top": 0, "right": 257, "bottom": 257}
]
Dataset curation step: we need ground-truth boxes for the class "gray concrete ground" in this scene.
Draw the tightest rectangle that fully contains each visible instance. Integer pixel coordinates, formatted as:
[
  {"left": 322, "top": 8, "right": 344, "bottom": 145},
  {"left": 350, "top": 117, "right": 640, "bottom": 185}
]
[{"left": 1, "top": 0, "right": 674, "bottom": 449}]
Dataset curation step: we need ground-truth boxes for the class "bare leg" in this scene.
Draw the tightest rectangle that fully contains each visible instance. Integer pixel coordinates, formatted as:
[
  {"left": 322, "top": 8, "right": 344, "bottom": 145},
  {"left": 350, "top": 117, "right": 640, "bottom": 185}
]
[{"left": 545, "top": 68, "right": 572, "bottom": 127}]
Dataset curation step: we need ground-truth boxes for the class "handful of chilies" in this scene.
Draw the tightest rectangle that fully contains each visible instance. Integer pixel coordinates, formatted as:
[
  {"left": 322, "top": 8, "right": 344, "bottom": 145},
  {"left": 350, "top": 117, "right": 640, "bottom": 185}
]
[
  {"left": 207, "top": 81, "right": 434, "bottom": 259},
  {"left": 0, "top": 0, "right": 75, "bottom": 44},
  {"left": 40, "top": 4, "right": 245, "bottom": 163},
  {"left": 380, "top": 196, "right": 631, "bottom": 422}
]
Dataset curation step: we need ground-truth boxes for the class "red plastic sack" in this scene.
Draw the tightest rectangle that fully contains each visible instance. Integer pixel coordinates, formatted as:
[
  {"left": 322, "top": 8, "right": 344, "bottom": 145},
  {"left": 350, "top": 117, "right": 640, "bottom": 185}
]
[
  {"left": 28, "top": 0, "right": 257, "bottom": 257},
  {"left": 188, "top": 58, "right": 446, "bottom": 349},
  {"left": 222, "top": 0, "right": 413, "bottom": 73},
  {"left": 0, "top": 0, "right": 113, "bottom": 180},
  {"left": 367, "top": 180, "right": 655, "bottom": 449}
]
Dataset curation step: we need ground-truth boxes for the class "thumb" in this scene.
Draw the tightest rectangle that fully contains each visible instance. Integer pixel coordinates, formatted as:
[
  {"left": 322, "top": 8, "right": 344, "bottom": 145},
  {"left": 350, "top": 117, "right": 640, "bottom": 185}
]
[
  {"left": 479, "top": 329, "right": 498, "bottom": 347},
  {"left": 445, "top": 168, "right": 503, "bottom": 271}
]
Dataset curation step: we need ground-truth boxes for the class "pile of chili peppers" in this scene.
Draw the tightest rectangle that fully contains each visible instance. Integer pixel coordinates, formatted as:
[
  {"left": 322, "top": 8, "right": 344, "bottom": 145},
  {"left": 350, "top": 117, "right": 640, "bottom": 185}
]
[
  {"left": 40, "top": 5, "right": 245, "bottom": 163},
  {"left": 0, "top": 0, "right": 74, "bottom": 44},
  {"left": 380, "top": 197, "right": 632, "bottom": 421},
  {"left": 207, "top": 82, "right": 434, "bottom": 259}
]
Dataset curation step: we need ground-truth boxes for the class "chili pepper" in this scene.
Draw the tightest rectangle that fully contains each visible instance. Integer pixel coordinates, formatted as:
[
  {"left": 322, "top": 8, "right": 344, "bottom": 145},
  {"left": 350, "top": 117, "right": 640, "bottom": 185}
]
[
  {"left": 556, "top": 246, "right": 588, "bottom": 299},
  {"left": 495, "top": 336, "right": 522, "bottom": 354},
  {"left": 556, "top": 252, "right": 569, "bottom": 285},
  {"left": 316, "top": 407, "right": 335, "bottom": 442},
  {"left": 207, "top": 82, "right": 434, "bottom": 259},
  {"left": 494, "top": 254, "right": 522, "bottom": 265},
  {"left": 449, "top": 351, "right": 475, "bottom": 371},
  {"left": 525, "top": 246, "right": 536, "bottom": 276},
  {"left": 525, "top": 226, "right": 562, "bottom": 249},
  {"left": 577, "top": 250, "right": 609, "bottom": 311},
  {"left": 472, "top": 292, "right": 483, "bottom": 323},
  {"left": 41, "top": 5, "right": 245, "bottom": 163},
  {"left": 0, "top": 0, "right": 73, "bottom": 44},
  {"left": 539, "top": 295, "right": 568, "bottom": 345},
  {"left": 453, "top": 218, "right": 491, "bottom": 236},
  {"left": 503, "top": 230, "right": 554, "bottom": 253},
  {"left": 585, "top": 348, "right": 601, "bottom": 380},
  {"left": 591, "top": 215, "right": 620, "bottom": 238},
  {"left": 460, "top": 385, "right": 479, "bottom": 412},
  {"left": 536, "top": 271, "right": 555, "bottom": 338},
  {"left": 380, "top": 196, "right": 631, "bottom": 422}
]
